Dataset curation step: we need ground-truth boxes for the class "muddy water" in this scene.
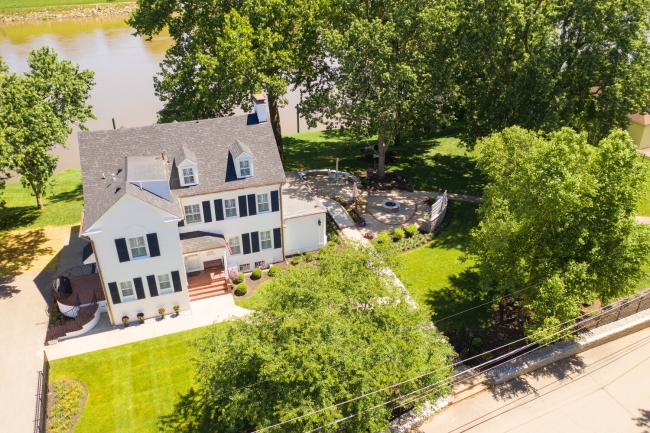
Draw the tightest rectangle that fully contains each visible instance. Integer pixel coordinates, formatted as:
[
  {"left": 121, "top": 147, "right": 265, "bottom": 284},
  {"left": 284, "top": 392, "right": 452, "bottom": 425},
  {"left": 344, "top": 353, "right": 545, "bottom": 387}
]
[{"left": 0, "top": 16, "right": 319, "bottom": 182}]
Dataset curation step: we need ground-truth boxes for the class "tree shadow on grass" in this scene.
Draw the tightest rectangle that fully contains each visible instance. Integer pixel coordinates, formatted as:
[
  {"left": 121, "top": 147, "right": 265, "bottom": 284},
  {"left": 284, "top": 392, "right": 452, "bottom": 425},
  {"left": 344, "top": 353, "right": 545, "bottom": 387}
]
[
  {"left": 431, "top": 201, "right": 480, "bottom": 253},
  {"left": 0, "top": 206, "right": 40, "bottom": 233},
  {"left": 0, "top": 228, "right": 53, "bottom": 278},
  {"left": 158, "top": 388, "right": 215, "bottom": 433}
]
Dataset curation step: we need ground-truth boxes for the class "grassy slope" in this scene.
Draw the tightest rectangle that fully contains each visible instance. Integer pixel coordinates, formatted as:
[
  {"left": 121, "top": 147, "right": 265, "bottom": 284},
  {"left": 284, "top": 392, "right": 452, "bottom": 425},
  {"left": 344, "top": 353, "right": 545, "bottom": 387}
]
[
  {"left": 0, "top": 169, "right": 83, "bottom": 233},
  {"left": 0, "top": 0, "right": 130, "bottom": 11},
  {"left": 50, "top": 325, "right": 217, "bottom": 433},
  {"left": 283, "top": 127, "right": 485, "bottom": 196}
]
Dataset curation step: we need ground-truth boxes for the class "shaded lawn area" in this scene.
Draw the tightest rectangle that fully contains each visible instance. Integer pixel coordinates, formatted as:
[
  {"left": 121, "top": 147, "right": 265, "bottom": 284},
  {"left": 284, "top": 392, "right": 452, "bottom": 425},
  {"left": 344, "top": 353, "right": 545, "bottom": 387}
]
[
  {"left": 0, "top": 169, "right": 83, "bottom": 233},
  {"left": 283, "top": 126, "right": 486, "bottom": 196},
  {"left": 49, "top": 325, "right": 220, "bottom": 433}
]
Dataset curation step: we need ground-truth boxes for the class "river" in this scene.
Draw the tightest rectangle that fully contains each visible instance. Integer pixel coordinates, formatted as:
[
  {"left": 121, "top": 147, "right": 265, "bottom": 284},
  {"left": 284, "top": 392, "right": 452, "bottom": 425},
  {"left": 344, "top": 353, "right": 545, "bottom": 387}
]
[{"left": 0, "top": 16, "right": 318, "bottom": 182}]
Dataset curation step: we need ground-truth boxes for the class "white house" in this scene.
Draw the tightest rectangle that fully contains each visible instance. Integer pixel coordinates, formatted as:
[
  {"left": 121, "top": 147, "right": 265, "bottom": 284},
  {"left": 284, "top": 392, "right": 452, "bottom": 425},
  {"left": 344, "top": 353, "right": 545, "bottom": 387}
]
[{"left": 75, "top": 95, "right": 327, "bottom": 326}]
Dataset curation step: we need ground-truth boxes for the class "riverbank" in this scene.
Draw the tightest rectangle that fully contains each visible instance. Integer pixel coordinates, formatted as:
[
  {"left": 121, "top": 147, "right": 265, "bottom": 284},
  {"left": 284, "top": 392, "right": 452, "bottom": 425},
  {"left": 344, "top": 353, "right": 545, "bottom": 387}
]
[{"left": 0, "top": 1, "right": 134, "bottom": 21}]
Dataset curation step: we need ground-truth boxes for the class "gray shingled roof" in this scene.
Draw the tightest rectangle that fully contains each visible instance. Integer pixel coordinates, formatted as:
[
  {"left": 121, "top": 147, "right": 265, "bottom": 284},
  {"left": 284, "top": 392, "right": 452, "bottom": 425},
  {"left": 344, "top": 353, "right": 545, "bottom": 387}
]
[
  {"left": 282, "top": 172, "right": 327, "bottom": 219},
  {"left": 81, "top": 160, "right": 182, "bottom": 232},
  {"left": 229, "top": 139, "right": 253, "bottom": 159},
  {"left": 175, "top": 144, "right": 197, "bottom": 164},
  {"left": 79, "top": 115, "right": 286, "bottom": 230},
  {"left": 179, "top": 231, "right": 226, "bottom": 253}
]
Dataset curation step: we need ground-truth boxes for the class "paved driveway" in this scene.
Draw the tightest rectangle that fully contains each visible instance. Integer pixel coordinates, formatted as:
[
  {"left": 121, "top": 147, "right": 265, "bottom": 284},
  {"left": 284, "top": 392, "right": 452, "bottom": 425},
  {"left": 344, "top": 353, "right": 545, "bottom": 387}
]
[{"left": 420, "top": 326, "right": 650, "bottom": 433}]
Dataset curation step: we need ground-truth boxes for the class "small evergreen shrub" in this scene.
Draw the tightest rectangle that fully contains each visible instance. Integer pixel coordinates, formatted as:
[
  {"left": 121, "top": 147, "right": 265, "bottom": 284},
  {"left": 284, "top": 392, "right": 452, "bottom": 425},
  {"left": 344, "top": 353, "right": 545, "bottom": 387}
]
[
  {"left": 235, "top": 283, "right": 248, "bottom": 296},
  {"left": 251, "top": 268, "right": 262, "bottom": 280},
  {"left": 376, "top": 231, "right": 391, "bottom": 244},
  {"left": 268, "top": 265, "right": 280, "bottom": 277},
  {"left": 482, "top": 351, "right": 493, "bottom": 360},
  {"left": 393, "top": 228, "right": 405, "bottom": 240},
  {"left": 292, "top": 254, "right": 302, "bottom": 265},
  {"left": 405, "top": 224, "right": 419, "bottom": 238},
  {"left": 233, "top": 272, "right": 245, "bottom": 284},
  {"left": 305, "top": 252, "right": 314, "bottom": 262},
  {"left": 471, "top": 337, "right": 483, "bottom": 348}
]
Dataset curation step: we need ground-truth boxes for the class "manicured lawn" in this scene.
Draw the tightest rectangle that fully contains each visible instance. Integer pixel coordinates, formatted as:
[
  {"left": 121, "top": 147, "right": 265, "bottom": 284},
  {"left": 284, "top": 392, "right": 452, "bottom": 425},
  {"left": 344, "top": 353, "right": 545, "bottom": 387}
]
[
  {"left": 283, "top": 126, "right": 486, "bottom": 196},
  {"left": 235, "top": 280, "right": 273, "bottom": 310},
  {"left": 0, "top": 169, "right": 83, "bottom": 233},
  {"left": 638, "top": 157, "right": 650, "bottom": 216},
  {"left": 0, "top": 0, "right": 130, "bottom": 11},
  {"left": 49, "top": 325, "right": 219, "bottom": 433}
]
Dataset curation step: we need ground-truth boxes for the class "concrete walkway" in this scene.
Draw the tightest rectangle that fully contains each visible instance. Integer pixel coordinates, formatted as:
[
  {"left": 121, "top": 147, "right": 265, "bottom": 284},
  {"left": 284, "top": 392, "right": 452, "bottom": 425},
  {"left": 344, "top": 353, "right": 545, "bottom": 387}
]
[
  {"left": 46, "top": 295, "right": 250, "bottom": 360},
  {"left": 320, "top": 197, "right": 356, "bottom": 228},
  {"left": 420, "top": 326, "right": 650, "bottom": 433}
]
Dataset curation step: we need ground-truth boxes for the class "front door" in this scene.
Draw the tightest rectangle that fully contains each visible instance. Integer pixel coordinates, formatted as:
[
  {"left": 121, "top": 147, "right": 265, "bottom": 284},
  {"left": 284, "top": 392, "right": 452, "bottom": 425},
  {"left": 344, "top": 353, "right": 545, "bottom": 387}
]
[{"left": 185, "top": 254, "right": 201, "bottom": 271}]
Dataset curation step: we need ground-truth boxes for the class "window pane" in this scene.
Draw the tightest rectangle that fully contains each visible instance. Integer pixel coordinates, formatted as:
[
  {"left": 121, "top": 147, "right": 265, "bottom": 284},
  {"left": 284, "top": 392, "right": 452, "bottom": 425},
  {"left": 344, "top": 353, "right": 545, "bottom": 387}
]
[
  {"left": 184, "top": 204, "right": 202, "bottom": 223},
  {"left": 183, "top": 168, "right": 195, "bottom": 184},
  {"left": 228, "top": 236, "right": 241, "bottom": 255},
  {"left": 260, "top": 231, "right": 272, "bottom": 250},
  {"left": 120, "top": 281, "right": 134, "bottom": 297},
  {"left": 225, "top": 199, "right": 237, "bottom": 217},
  {"left": 158, "top": 274, "right": 172, "bottom": 291},
  {"left": 257, "top": 194, "right": 269, "bottom": 212},
  {"left": 129, "top": 236, "right": 147, "bottom": 258},
  {"left": 240, "top": 160, "right": 251, "bottom": 176}
]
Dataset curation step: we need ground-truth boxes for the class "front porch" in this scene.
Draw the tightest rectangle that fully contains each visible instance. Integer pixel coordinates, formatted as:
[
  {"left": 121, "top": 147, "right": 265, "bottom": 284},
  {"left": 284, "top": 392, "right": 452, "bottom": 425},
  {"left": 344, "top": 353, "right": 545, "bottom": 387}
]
[{"left": 186, "top": 261, "right": 229, "bottom": 301}]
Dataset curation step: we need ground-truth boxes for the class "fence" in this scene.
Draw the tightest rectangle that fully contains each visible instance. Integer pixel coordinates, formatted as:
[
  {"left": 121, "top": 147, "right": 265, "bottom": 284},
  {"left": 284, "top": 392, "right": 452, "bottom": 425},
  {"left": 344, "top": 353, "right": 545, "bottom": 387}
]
[
  {"left": 33, "top": 352, "right": 49, "bottom": 433},
  {"left": 421, "top": 191, "right": 448, "bottom": 233},
  {"left": 52, "top": 263, "right": 97, "bottom": 294}
]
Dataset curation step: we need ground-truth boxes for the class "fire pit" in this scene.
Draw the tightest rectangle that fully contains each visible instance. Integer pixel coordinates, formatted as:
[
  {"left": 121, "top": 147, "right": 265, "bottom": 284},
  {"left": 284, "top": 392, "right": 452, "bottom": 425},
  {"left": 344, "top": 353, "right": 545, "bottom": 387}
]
[{"left": 381, "top": 199, "right": 400, "bottom": 213}]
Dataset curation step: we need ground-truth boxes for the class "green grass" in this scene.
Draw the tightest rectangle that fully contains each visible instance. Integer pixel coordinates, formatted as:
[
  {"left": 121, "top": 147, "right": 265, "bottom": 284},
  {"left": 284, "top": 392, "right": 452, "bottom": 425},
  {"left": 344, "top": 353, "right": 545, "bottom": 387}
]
[
  {"left": 638, "top": 157, "right": 650, "bottom": 216},
  {"left": 49, "top": 325, "right": 218, "bottom": 433},
  {"left": 0, "top": 0, "right": 130, "bottom": 11},
  {"left": 283, "top": 126, "right": 485, "bottom": 196},
  {"left": 0, "top": 169, "right": 83, "bottom": 233}
]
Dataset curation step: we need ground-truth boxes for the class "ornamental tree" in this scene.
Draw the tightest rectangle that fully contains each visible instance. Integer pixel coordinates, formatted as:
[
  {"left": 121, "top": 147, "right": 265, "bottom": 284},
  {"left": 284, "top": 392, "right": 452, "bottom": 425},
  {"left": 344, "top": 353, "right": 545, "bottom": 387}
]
[
  {"left": 471, "top": 126, "right": 650, "bottom": 335},
  {"left": 0, "top": 47, "right": 95, "bottom": 209},
  {"left": 163, "top": 244, "right": 454, "bottom": 433},
  {"left": 453, "top": 0, "right": 650, "bottom": 146}
]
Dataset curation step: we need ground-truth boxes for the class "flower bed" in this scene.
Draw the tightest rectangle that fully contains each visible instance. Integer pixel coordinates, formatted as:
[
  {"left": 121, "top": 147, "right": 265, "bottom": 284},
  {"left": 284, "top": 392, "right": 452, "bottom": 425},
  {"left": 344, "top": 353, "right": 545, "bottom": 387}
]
[{"left": 333, "top": 197, "right": 366, "bottom": 226}]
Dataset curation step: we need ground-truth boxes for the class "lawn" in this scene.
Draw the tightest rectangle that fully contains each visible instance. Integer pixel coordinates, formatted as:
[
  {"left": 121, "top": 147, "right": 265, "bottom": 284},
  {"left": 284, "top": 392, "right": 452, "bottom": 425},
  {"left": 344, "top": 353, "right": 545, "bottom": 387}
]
[
  {"left": 638, "top": 157, "right": 650, "bottom": 216},
  {"left": 0, "top": 169, "right": 83, "bottom": 233},
  {"left": 235, "top": 280, "right": 273, "bottom": 310},
  {"left": 49, "top": 325, "right": 219, "bottom": 433},
  {"left": 283, "top": 126, "right": 486, "bottom": 196},
  {"left": 0, "top": 0, "right": 130, "bottom": 11}
]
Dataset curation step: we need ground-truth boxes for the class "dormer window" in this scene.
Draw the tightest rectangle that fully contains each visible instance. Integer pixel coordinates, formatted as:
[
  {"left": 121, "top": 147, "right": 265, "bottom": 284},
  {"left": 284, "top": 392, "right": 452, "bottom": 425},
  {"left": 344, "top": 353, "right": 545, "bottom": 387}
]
[
  {"left": 182, "top": 167, "right": 196, "bottom": 184},
  {"left": 175, "top": 145, "right": 198, "bottom": 186},
  {"left": 240, "top": 160, "right": 251, "bottom": 177}
]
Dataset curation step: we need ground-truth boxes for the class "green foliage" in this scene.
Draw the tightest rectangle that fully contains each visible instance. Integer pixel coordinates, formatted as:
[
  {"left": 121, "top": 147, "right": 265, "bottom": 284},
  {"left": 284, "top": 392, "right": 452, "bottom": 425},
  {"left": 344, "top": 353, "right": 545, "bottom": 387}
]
[
  {"left": 49, "top": 379, "right": 85, "bottom": 433},
  {"left": 456, "top": 322, "right": 467, "bottom": 341},
  {"left": 305, "top": 251, "right": 314, "bottom": 262},
  {"left": 184, "top": 244, "right": 454, "bottom": 433},
  {"left": 251, "top": 268, "right": 262, "bottom": 280},
  {"left": 292, "top": 254, "right": 302, "bottom": 265},
  {"left": 471, "top": 337, "right": 482, "bottom": 348},
  {"left": 376, "top": 230, "right": 392, "bottom": 244},
  {"left": 232, "top": 272, "right": 244, "bottom": 284},
  {"left": 472, "top": 127, "right": 650, "bottom": 336},
  {"left": 0, "top": 47, "right": 95, "bottom": 209},
  {"left": 268, "top": 265, "right": 280, "bottom": 277},
  {"left": 234, "top": 283, "right": 248, "bottom": 296},
  {"left": 405, "top": 224, "right": 419, "bottom": 238},
  {"left": 393, "top": 228, "right": 405, "bottom": 240},
  {"left": 454, "top": 0, "right": 650, "bottom": 147}
]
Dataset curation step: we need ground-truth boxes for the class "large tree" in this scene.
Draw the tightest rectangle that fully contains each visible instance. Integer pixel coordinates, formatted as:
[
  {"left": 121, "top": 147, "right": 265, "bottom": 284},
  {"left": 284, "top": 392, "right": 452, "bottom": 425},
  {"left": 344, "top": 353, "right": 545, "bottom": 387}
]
[
  {"left": 162, "top": 244, "right": 453, "bottom": 433},
  {"left": 454, "top": 0, "right": 650, "bottom": 146},
  {"left": 128, "top": 0, "right": 325, "bottom": 160},
  {"left": 471, "top": 126, "right": 650, "bottom": 335},
  {"left": 299, "top": 0, "right": 457, "bottom": 177},
  {"left": 0, "top": 47, "right": 95, "bottom": 209}
]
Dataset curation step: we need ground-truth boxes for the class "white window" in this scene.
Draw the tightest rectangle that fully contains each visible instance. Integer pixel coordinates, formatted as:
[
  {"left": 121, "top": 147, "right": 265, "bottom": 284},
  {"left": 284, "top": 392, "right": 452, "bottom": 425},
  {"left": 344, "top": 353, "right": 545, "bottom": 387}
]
[
  {"left": 255, "top": 260, "right": 266, "bottom": 268},
  {"left": 157, "top": 274, "right": 173, "bottom": 294},
  {"left": 239, "top": 263, "right": 251, "bottom": 271},
  {"left": 260, "top": 230, "right": 272, "bottom": 250},
  {"left": 128, "top": 236, "right": 147, "bottom": 258},
  {"left": 182, "top": 167, "right": 196, "bottom": 185},
  {"left": 184, "top": 204, "right": 202, "bottom": 224},
  {"left": 240, "top": 160, "right": 251, "bottom": 177},
  {"left": 120, "top": 281, "right": 135, "bottom": 301},
  {"left": 225, "top": 199, "right": 237, "bottom": 218},
  {"left": 229, "top": 236, "right": 241, "bottom": 255},
  {"left": 257, "top": 193, "right": 270, "bottom": 213}
]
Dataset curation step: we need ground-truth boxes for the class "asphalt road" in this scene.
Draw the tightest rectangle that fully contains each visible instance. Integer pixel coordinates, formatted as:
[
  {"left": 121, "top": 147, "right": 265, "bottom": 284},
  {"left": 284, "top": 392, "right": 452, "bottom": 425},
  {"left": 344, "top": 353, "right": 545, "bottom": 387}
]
[{"left": 420, "top": 326, "right": 650, "bottom": 433}]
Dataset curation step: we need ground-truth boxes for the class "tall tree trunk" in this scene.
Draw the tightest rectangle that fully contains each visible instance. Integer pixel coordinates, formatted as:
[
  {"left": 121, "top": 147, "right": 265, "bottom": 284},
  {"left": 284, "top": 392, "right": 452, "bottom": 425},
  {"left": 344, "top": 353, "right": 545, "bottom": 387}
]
[
  {"left": 267, "top": 93, "right": 285, "bottom": 160},
  {"left": 377, "top": 126, "right": 388, "bottom": 178},
  {"left": 27, "top": 177, "right": 43, "bottom": 210}
]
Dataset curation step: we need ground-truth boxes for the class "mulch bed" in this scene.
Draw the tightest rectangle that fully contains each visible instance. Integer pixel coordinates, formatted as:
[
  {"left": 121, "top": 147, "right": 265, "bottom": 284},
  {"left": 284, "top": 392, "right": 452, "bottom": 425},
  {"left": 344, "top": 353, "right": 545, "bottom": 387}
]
[
  {"left": 232, "top": 261, "right": 289, "bottom": 301},
  {"left": 45, "top": 378, "right": 88, "bottom": 433}
]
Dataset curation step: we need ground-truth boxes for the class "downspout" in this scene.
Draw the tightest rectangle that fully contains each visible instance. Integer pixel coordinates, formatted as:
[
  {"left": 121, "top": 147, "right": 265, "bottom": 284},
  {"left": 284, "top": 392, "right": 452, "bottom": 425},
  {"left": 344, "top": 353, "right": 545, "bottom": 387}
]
[{"left": 279, "top": 182, "right": 286, "bottom": 261}]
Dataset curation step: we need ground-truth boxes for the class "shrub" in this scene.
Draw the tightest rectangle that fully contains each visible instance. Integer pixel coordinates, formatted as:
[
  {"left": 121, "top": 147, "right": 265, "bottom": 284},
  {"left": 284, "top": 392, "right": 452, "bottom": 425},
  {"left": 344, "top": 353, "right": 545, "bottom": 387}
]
[
  {"left": 471, "top": 337, "right": 483, "bottom": 348},
  {"left": 268, "top": 265, "right": 280, "bottom": 277},
  {"left": 376, "top": 231, "right": 391, "bottom": 244},
  {"left": 235, "top": 283, "right": 248, "bottom": 296},
  {"left": 364, "top": 231, "right": 376, "bottom": 239},
  {"left": 137, "top": 313, "right": 145, "bottom": 324},
  {"left": 122, "top": 316, "right": 129, "bottom": 326},
  {"left": 327, "top": 241, "right": 336, "bottom": 248},
  {"left": 173, "top": 305, "right": 180, "bottom": 314},
  {"left": 305, "top": 252, "right": 314, "bottom": 262},
  {"left": 481, "top": 351, "right": 493, "bottom": 360},
  {"left": 228, "top": 268, "right": 239, "bottom": 280},
  {"left": 292, "top": 254, "right": 302, "bottom": 265},
  {"left": 393, "top": 228, "right": 405, "bottom": 240},
  {"left": 233, "top": 272, "right": 245, "bottom": 284},
  {"left": 405, "top": 224, "right": 419, "bottom": 238},
  {"left": 251, "top": 268, "right": 262, "bottom": 280}
]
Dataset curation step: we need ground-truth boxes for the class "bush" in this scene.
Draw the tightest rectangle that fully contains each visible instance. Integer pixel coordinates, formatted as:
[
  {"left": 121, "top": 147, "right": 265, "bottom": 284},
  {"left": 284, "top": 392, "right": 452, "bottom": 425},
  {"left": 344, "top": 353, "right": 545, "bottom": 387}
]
[
  {"left": 471, "top": 337, "right": 483, "bottom": 348},
  {"left": 292, "top": 254, "right": 302, "bottom": 265},
  {"left": 233, "top": 272, "right": 245, "bottom": 284},
  {"left": 481, "top": 351, "right": 493, "bottom": 360},
  {"left": 49, "top": 379, "right": 85, "bottom": 433},
  {"left": 405, "top": 224, "right": 419, "bottom": 238},
  {"left": 251, "top": 268, "right": 262, "bottom": 280},
  {"left": 235, "top": 283, "right": 248, "bottom": 296},
  {"left": 393, "top": 228, "right": 405, "bottom": 240},
  {"left": 305, "top": 252, "right": 314, "bottom": 262},
  {"left": 268, "top": 265, "right": 280, "bottom": 277},
  {"left": 376, "top": 231, "right": 392, "bottom": 244}
]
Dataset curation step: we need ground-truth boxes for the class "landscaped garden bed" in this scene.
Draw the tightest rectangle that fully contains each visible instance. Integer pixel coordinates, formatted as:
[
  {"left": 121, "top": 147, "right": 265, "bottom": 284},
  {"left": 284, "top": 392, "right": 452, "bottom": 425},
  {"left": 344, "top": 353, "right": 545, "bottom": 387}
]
[
  {"left": 230, "top": 261, "right": 288, "bottom": 300},
  {"left": 46, "top": 378, "right": 87, "bottom": 433}
]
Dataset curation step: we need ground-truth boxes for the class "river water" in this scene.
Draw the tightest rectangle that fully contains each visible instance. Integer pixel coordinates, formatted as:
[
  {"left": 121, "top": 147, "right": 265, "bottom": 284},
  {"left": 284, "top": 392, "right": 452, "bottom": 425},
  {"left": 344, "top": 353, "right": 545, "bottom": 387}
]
[{"left": 0, "top": 16, "right": 317, "bottom": 181}]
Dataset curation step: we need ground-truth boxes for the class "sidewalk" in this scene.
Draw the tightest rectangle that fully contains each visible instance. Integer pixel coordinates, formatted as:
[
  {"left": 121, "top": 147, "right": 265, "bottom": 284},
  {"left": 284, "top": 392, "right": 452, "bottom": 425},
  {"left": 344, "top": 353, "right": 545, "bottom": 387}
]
[{"left": 320, "top": 197, "right": 356, "bottom": 228}]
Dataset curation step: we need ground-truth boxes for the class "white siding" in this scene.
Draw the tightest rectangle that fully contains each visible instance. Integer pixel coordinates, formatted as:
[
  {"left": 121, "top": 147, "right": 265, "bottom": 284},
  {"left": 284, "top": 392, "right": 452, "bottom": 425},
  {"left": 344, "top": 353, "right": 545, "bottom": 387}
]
[{"left": 284, "top": 213, "right": 327, "bottom": 256}]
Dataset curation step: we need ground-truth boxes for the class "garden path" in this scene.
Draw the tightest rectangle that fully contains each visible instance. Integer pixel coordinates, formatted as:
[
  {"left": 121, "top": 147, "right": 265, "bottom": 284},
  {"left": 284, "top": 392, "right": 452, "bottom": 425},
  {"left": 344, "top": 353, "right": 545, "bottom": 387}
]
[{"left": 320, "top": 197, "right": 356, "bottom": 228}]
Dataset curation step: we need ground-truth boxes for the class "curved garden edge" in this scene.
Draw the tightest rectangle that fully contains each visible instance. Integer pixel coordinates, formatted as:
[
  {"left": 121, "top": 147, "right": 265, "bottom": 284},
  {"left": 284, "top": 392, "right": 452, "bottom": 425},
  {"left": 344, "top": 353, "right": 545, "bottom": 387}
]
[{"left": 46, "top": 378, "right": 88, "bottom": 433}]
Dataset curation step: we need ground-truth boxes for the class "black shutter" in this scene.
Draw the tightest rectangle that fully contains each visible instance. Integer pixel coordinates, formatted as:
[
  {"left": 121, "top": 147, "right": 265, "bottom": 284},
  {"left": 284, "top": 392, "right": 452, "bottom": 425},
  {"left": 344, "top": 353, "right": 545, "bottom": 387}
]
[
  {"left": 271, "top": 190, "right": 280, "bottom": 212},
  {"left": 242, "top": 233, "right": 251, "bottom": 255},
  {"left": 247, "top": 194, "right": 257, "bottom": 216},
  {"left": 146, "top": 233, "right": 160, "bottom": 257},
  {"left": 171, "top": 271, "right": 182, "bottom": 292},
  {"left": 114, "top": 238, "right": 130, "bottom": 262},
  {"left": 146, "top": 275, "right": 159, "bottom": 297},
  {"left": 273, "top": 228, "right": 282, "bottom": 249},
  {"left": 134, "top": 277, "right": 146, "bottom": 300},
  {"left": 108, "top": 282, "right": 121, "bottom": 304},
  {"left": 251, "top": 231, "right": 260, "bottom": 253},
  {"left": 178, "top": 220, "right": 185, "bottom": 227},
  {"left": 202, "top": 201, "right": 212, "bottom": 222},
  {"left": 238, "top": 195, "right": 248, "bottom": 217},
  {"left": 214, "top": 199, "right": 224, "bottom": 221}
]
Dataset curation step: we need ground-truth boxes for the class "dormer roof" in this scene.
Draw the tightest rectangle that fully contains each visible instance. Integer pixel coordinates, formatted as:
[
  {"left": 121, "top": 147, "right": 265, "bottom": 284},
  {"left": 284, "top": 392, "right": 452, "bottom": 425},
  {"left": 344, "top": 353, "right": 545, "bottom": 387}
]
[
  {"left": 175, "top": 144, "right": 197, "bottom": 165},
  {"left": 229, "top": 139, "right": 253, "bottom": 159}
]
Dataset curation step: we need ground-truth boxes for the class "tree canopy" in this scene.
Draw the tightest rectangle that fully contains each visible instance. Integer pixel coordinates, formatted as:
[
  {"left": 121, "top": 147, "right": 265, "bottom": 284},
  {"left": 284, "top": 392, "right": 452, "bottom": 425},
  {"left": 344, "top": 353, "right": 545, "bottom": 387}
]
[
  {"left": 162, "top": 244, "right": 453, "bottom": 433},
  {"left": 454, "top": 0, "right": 650, "bottom": 146},
  {"left": 0, "top": 47, "right": 95, "bottom": 209},
  {"left": 471, "top": 126, "right": 650, "bottom": 335}
]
